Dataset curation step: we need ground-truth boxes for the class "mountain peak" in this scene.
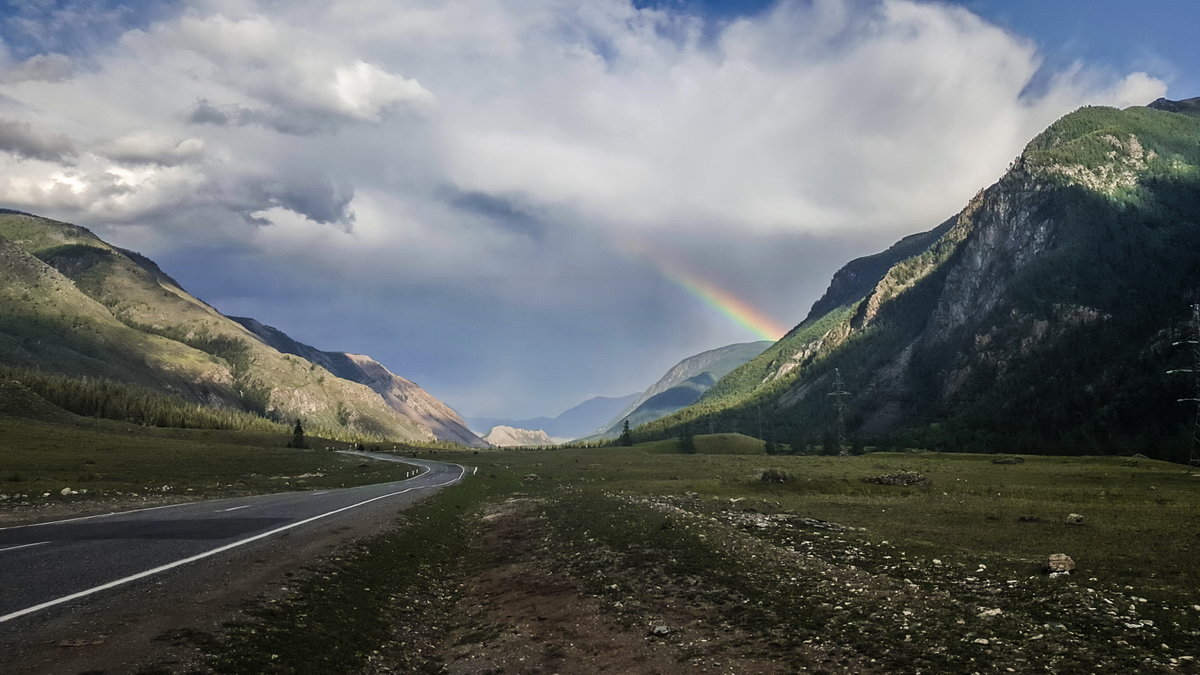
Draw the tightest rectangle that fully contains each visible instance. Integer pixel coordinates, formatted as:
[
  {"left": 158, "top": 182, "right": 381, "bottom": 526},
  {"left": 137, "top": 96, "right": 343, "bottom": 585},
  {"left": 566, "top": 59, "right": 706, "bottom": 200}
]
[{"left": 1147, "top": 96, "right": 1200, "bottom": 115}]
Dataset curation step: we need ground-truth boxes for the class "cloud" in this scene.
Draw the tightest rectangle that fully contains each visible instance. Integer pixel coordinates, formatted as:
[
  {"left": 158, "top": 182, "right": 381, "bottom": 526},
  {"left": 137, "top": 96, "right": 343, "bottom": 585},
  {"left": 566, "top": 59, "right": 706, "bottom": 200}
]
[
  {"left": 0, "top": 0, "right": 1174, "bottom": 417},
  {"left": 0, "top": 117, "right": 75, "bottom": 161},
  {"left": 101, "top": 131, "right": 205, "bottom": 166},
  {"left": 149, "top": 12, "right": 434, "bottom": 130},
  {"left": 0, "top": 52, "right": 74, "bottom": 83}
]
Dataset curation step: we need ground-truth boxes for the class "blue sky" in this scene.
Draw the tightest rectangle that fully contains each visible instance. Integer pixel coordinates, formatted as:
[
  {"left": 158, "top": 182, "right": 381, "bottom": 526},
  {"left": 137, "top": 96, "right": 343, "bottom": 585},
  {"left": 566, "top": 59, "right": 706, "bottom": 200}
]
[
  {"left": 954, "top": 0, "right": 1199, "bottom": 98},
  {"left": 0, "top": 0, "right": 1192, "bottom": 419}
]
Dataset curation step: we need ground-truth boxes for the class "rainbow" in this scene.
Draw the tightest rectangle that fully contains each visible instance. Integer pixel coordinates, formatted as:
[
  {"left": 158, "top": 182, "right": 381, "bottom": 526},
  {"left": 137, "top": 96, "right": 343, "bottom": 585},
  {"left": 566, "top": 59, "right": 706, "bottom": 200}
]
[{"left": 627, "top": 241, "right": 788, "bottom": 341}]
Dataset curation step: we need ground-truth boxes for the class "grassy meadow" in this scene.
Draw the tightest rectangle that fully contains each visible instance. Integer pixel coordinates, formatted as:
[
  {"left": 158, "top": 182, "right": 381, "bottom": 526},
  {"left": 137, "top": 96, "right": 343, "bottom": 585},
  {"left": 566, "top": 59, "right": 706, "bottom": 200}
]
[
  {"left": 0, "top": 415, "right": 419, "bottom": 524},
  {"left": 190, "top": 436, "right": 1200, "bottom": 672},
  {"left": 450, "top": 441, "right": 1200, "bottom": 594}
]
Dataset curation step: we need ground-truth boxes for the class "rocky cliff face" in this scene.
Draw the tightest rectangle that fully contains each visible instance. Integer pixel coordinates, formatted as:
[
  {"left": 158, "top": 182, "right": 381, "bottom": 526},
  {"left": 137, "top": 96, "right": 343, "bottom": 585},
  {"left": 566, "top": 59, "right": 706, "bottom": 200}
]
[
  {"left": 648, "top": 101, "right": 1200, "bottom": 458},
  {"left": 340, "top": 354, "right": 487, "bottom": 448},
  {"left": 232, "top": 317, "right": 487, "bottom": 448}
]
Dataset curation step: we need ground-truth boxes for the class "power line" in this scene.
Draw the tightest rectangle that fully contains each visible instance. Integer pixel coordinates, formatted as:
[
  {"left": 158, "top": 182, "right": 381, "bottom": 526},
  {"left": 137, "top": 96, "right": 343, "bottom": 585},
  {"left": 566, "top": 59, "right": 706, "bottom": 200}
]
[
  {"left": 1168, "top": 303, "right": 1200, "bottom": 473},
  {"left": 828, "top": 368, "right": 851, "bottom": 456}
]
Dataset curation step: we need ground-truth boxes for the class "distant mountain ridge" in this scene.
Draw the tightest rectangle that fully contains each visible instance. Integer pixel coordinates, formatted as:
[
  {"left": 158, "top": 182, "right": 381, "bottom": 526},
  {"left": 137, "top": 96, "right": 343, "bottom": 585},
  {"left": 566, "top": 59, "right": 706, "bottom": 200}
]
[
  {"left": 592, "top": 341, "right": 772, "bottom": 437},
  {"left": 645, "top": 100, "right": 1200, "bottom": 460},
  {"left": 0, "top": 210, "right": 483, "bottom": 445},
  {"left": 483, "top": 425, "right": 556, "bottom": 447},
  {"left": 233, "top": 317, "right": 486, "bottom": 447},
  {"left": 468, "top": 392, "right": 639, "bottom": 440}
]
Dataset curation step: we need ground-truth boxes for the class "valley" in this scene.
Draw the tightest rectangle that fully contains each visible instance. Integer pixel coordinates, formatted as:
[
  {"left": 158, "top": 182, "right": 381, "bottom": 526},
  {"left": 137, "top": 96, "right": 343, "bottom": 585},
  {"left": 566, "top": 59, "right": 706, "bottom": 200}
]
[
  {"left": 0, "top": 8, "right": 1199, "bottom": 669},
  {"left": 20, "top": 440, "right": 1188, "bottom": 673}
]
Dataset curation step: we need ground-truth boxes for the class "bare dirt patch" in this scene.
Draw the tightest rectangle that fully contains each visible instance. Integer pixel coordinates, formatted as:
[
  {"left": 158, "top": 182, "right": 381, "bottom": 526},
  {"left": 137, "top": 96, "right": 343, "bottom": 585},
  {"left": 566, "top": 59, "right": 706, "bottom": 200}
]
[{"left": 432, "top": 498, "right": 800, "bottom": 674}]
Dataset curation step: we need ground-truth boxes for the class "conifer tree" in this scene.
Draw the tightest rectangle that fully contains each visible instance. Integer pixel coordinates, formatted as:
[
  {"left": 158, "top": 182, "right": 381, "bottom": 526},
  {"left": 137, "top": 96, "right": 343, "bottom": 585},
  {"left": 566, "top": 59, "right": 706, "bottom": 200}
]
[
  {"left": 289, "top": 418, "right": 307, "bottom": 449},
  {"left": 619, "top": 419, "right": 633, "bottom": 446},
  {"left": 679, "top": 426, "right": 696, "bottom": 454}
]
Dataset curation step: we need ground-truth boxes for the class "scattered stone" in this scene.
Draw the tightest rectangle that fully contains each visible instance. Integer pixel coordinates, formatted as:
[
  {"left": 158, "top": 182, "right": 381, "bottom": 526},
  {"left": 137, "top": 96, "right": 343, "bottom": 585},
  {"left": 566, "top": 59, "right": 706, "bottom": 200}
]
[
  {"left": 649, "top": 625, "right": 670, "bottom": 637},
  {"left": 760, "top": 469, "right": 790, "bottom": 484},
  {"left": 864, "top": 471, "right": 927, "bottom": 486},
  {"left": 59, "top": 487, "right": 76, "bottom": 496},
  {"left": 973, "top": 638, "right": 990, "bottom": 645},
  {"left": 1065, "top": 513, "right": 1085, "bottom": 526},
  {"left": 978, "top": 608, "right": 1003, "bottom": 619},
  {"left": 1046, "top": 553, "right": 1076, "bottom": 574},
  {"left": 522, "top": 473, "right": 541, "bottom": 483}
]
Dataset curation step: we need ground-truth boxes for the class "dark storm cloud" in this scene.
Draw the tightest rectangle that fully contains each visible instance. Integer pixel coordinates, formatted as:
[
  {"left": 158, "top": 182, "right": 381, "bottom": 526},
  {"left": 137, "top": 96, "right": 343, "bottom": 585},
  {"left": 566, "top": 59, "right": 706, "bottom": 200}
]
[
  {"left": 443, "top": 188, "right": 549, "bottom": 241},
  {"left": 0, "top": 116, "right": 75, "bottom": 161},
  {"left": 185, "top": 99, "right": 339, "bottom": 136}
]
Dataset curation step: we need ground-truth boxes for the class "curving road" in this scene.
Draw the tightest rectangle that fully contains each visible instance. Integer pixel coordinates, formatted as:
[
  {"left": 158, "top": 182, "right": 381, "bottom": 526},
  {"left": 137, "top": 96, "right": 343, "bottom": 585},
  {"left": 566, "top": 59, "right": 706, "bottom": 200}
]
[{"left": 0, "top": 453, "right": 467, "bottom": 625}]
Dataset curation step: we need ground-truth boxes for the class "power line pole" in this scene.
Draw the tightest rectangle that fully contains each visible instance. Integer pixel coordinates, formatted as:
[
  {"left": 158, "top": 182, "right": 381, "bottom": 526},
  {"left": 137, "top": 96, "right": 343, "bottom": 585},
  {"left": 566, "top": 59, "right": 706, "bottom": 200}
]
[
  {"left": 1167, "top": 303, "right": 1200, "bottom": 473},
  {"left": 828, "top": 368, "right": 851, "bottom": 457}
]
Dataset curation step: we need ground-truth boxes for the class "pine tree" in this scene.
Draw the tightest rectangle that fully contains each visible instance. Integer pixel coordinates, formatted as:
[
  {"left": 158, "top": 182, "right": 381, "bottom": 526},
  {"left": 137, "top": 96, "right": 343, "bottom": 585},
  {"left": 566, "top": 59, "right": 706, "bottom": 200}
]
[
  {"left": 679, "top": 426, "right": 696, "bottom": 454},
  {"left": 289, "top": 418, "right": 307, "bottom": 449},
  {"left": 619, "top": 419, "right": 634, "bottom": 446}
]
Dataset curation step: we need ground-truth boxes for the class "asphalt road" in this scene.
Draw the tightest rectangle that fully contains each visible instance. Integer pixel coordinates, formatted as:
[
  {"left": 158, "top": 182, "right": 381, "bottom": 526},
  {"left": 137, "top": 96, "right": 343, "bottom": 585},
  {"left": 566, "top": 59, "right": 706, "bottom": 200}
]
[{"left": 0, "top": 452, "right": 466, "bottom": 625}]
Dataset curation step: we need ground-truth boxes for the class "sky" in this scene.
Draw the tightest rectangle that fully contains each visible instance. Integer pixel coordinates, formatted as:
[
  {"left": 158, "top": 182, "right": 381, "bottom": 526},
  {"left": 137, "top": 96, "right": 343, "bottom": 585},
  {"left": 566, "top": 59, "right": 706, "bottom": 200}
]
[{"left": 0, "top": 0, "right": 1194, "bottom": 419}]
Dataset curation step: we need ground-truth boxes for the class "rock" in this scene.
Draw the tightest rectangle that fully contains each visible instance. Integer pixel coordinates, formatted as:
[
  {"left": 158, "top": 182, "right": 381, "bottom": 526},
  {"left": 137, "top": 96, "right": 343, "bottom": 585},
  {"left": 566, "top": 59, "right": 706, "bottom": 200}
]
[
  {"left": 1065, "top": 513, "right": 1084, "bottom": 526},
  {"left": 864, "top": 471, "right": 927, "bottom": 486},
  {"left": 522, "top": 473, "right": 541, "bottom": 483},
  {"left": 60, "top": 487, "right": 75, "bottom": 496},
  {"left": 650, "top": 625, "right": 670, "bottom": 637},
  {"left": 973, "top": 638, "right": 990, "bottom": 645},
  {"left": 978, "top": 608, "right": 1003, "bottom": 619},
  {"left": 1046, "top": 553, "right": 1076, "bottom": 573}
]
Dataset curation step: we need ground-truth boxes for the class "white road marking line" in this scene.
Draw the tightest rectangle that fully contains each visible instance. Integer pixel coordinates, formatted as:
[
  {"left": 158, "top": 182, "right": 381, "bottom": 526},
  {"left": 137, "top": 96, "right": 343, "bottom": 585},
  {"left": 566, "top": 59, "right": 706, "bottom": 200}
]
[
  {"left": 217, "top": 505, "right": 252, "bottom": 513},
  {"left": 0, "top": 463, "right": 466, "bottom": 625},
  {"left": 310, "top": 491, "right": 328, "bottom": 496},
  {"left": 0, "top": 501, "right": 195, "bottom": 532},
  {"left": 0, "top": 541, "right": 50, "bottom": 554}
]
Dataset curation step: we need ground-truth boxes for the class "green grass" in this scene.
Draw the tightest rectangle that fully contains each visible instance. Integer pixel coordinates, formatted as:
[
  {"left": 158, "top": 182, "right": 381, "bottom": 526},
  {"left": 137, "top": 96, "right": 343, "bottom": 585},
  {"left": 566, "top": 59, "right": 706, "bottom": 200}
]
[
  {"left": 430, "top": 444, "right": 1200, "bottom": 597},
  {"left": 200, "top": 472, "right": 516, "bottom": 674},
  {"left": 180, "top": 441, "right": 1199, "bottom": 671},
  {"left": 0, "top": 416, "right": 420, "bottom": 513},
  {"left": 634, "top": 432, "right": 765, "bottom": 455}
]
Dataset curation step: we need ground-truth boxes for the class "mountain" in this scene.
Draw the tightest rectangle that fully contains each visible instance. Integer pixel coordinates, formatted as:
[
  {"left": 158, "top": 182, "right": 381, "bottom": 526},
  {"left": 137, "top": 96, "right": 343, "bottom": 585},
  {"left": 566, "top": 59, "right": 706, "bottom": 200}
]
[
  {"left": 231, "top": 318, "right": 486, "bottom": 447},
  {"left": 1148, "top": 96, "right": 1200, "bottom": 115},
  {"left": 468, "top": 392, "right": 639, "bottom": 440},
  {"left": 593, "top": 341, "right": 772, "bottom": 437},
  {"left": 0, "top": 210, "right": 476, "bottom": 444},
  {"left": 483, "top": 425, "right": 556, "bottom": 447},
  {"left": 645, "top": 100, "right": 1200, "bottom": 461}
]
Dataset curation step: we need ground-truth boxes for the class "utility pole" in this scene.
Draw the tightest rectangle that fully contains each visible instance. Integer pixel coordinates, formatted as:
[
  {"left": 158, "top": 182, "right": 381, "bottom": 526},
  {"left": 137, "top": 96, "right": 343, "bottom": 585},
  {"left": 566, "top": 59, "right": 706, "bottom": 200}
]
[
  {"left": 1167, "top": 303, "right": 1200, "bottom": 473},
  {"left": 828, "top": 368, "right": 851, "bottom": 457}
]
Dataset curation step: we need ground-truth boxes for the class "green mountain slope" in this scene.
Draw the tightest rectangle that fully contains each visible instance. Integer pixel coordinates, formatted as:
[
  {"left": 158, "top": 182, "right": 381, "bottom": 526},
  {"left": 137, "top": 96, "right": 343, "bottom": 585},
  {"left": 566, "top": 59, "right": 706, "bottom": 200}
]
[
  {"left": 0, "top": 211, "right": 454, "bottom": 442},
  {"left": 645, "top": 100, "right": 1200, "bottom": 460},
  {"left": 232, "top": 317, "right": 486, "bottom": 447},
  {"left": 592, "top": 341, "right": 772, "bottom": 437}
]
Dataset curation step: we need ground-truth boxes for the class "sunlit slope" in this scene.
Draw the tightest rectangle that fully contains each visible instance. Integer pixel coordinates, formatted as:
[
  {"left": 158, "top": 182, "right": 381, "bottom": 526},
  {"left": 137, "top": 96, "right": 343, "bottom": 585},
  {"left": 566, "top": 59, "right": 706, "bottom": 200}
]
[
  {"left": 647, "top": 101, "right": 1200, "bottom": 458},
  {"left": 0, "top": 211, "right": 430, "bottom": 441}
]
